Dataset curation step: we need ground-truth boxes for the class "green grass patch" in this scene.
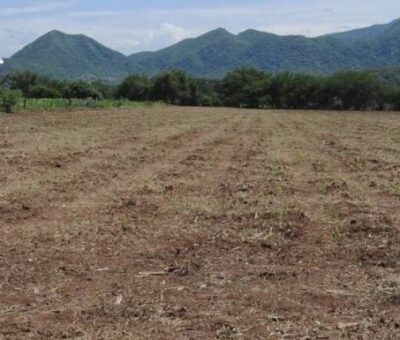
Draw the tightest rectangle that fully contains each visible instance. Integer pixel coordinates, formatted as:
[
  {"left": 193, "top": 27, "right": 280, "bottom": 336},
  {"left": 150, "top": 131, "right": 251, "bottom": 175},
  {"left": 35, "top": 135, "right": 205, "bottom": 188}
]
[{"left": 14, "top": 98, "right": 162, "bottom": 112}]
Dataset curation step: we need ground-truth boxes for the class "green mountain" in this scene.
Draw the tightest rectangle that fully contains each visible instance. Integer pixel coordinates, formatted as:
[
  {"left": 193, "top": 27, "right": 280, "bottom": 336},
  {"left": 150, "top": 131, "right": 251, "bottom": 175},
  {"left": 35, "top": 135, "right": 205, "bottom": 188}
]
[
  {"left": 128, "top": 28, "right": 246, "bottom": 77},
  {"left": 2, "top": 19, "right": 400, "bottom": 80},
  {"left": 129, "top": 19, "right": 400, "bottom": 77},
  {"left": 128, "top": 28, "right": 355, "bottom": 77},
  {"left": 324, "top": 19, "right": 400, "bottom": 41},
  {"left": 0, "top": 30, "right": 143, "bottom": 81}
]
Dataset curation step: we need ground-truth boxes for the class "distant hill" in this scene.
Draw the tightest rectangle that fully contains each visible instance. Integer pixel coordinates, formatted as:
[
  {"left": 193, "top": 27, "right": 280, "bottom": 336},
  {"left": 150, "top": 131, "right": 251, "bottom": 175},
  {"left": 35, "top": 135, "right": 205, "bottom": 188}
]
[
  {"left": 0, "top": 30, "right": 143, "bottom": 81},
  {"left": 129, "top": 19, "right": 400, "bottom": 77},
  {"left": 2, "top": 19, "right": 400, "bottom": 80}
]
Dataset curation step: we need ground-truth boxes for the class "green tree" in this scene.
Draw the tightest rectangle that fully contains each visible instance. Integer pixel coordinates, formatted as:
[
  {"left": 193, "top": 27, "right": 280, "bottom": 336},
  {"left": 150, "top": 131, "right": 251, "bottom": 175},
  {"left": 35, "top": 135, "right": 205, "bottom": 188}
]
[
  {"left": 219, "top": 68, "right": 271, "bottom": 108},
  {"left": 192, "top": 79, "right": 220, "bottom": 107},
  {"left": 151, "top": 70, "right": 196, "bottom": 105},
  {"left": 322, "top": 71, "right": 382, "bottom": 110},
  {"left": 271, "top": 73, "right": 321, "bottom": 109},
  {"left": 2, "top": 71, "right": 38, "bottom": 97},
  {"left": 91, "top": 80, "right": 117, "bottom": 99},
  {"left": 117, "top": 75, "right": 151, "bottom": 101},
  {"left": 390, "top": 88, "right": 400, "bottom": 110}
]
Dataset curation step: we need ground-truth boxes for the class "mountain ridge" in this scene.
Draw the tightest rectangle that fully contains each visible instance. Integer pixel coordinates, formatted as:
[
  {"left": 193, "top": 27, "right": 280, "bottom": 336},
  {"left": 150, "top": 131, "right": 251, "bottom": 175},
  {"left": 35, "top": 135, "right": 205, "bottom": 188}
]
[{"left": 1, "top": 18, "right": 400, "bottom": 80}]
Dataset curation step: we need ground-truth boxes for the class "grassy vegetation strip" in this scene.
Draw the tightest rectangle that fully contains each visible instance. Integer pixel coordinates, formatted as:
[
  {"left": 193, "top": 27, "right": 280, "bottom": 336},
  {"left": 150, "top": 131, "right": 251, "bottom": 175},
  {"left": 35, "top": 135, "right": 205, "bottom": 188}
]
[{"left": 13, "top": 98, "right": 162, "bottom": 112}]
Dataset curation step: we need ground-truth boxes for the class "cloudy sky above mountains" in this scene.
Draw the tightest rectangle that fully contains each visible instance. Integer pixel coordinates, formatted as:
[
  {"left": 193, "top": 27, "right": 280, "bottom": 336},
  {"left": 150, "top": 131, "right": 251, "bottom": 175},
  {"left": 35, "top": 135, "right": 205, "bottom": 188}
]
[{"left": 0, "top": 0, "right": 399, "bottom": 58}]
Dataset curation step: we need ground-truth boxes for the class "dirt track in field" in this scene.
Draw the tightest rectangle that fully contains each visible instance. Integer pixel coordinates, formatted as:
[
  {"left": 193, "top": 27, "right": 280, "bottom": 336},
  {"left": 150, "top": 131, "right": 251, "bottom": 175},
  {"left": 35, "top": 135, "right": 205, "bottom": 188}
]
[{"left": 0, "top": 107, "right": 400, "bottom": 339}]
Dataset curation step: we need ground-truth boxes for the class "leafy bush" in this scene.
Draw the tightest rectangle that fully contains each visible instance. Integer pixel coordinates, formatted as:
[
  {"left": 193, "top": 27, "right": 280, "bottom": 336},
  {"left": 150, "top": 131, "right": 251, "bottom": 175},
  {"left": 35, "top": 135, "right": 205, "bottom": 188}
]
[
  {"left": 63, "top": 82, "right": 103, "bottom": 100},
  {"left": 0, "top": 89, "right": 22, "bottom": 113},
  {"left": 29, "top": 85, "right": 61, "bottom": 99},
  {"left": 117, "top": 75, "right": 151, "bottom": 101}
]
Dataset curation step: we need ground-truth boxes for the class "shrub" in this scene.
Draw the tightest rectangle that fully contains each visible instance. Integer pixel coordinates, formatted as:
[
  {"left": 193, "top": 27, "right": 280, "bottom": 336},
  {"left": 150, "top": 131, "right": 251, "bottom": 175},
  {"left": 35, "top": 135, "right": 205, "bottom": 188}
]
[
  {"left": 117, "top": 75, "right": 151, "bottom": 101},
  {"left": 63, "top": 82, "right": 103, "bottom": 100},
  {"left": 29, "top": 85, "right": 61, "bottom": 99},
  {"left": 0, "top": 89, "right": 22, "bottom": 113}
]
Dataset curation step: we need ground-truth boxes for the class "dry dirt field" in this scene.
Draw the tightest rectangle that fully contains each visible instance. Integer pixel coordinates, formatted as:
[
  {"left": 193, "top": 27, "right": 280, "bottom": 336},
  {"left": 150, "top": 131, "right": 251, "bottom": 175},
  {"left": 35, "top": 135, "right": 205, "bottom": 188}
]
[{"left": 1, "top": 107, "right": 400, "bottom": 339}]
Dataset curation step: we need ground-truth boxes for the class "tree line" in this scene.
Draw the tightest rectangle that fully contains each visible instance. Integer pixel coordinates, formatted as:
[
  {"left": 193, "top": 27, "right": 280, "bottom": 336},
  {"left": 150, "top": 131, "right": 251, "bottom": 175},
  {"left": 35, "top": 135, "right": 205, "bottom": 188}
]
[{"left": 1, "top": 68, "right": 400, "bottom": 112}]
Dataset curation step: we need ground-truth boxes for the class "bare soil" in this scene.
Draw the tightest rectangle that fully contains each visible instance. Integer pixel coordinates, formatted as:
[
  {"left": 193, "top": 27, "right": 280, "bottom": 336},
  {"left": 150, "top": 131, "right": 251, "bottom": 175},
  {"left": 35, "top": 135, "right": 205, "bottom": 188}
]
[{"left": 1, "top": 107, "right": 400, "bottom": 339}]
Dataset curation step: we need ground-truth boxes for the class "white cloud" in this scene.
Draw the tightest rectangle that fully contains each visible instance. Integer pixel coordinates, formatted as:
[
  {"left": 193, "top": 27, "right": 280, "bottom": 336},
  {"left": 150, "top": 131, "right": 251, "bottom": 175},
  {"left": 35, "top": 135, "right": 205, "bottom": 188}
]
[
  {"left": 105, "top": 23, "right": 194, "bottom": 55},
  {"left": 159, "top": 23, "right": 189, "bottom": 43}
]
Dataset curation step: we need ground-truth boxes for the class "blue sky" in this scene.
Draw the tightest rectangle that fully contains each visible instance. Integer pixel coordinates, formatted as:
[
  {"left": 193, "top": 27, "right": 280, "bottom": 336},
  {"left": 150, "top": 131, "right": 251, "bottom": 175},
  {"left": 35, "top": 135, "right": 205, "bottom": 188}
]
[{"left": 0, "top": 0, "right": 399, "bottom": 58}]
